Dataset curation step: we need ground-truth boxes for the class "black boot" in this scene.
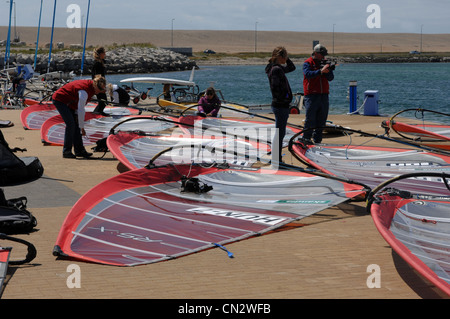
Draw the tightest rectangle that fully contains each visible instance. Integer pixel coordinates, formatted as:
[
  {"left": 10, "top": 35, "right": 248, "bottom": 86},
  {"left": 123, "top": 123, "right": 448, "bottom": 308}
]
[
  {"left": 63, "top": 152, "right": 76, "bottom": 158},
  {"left": 75, "top": 150, "right": 93, "bottom": 158}
]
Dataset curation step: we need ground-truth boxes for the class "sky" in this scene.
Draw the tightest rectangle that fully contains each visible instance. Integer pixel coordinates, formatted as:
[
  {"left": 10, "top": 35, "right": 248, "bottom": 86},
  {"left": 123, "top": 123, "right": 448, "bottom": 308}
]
[{"left": 1, "top": 0, "right": 449, "bottom": 34}]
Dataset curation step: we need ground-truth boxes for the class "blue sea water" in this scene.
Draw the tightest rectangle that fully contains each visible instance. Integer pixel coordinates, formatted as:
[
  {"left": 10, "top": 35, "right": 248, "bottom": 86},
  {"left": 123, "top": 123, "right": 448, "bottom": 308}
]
[{"left": 107, "top": 63, "right": 450, "bottom": 122}]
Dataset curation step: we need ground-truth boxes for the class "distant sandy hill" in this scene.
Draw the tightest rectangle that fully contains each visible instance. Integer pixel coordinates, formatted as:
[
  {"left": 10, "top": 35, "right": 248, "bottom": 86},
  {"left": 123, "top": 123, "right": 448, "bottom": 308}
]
[{"left": 2, "top": 26, "right": 450, "bottom": 54}]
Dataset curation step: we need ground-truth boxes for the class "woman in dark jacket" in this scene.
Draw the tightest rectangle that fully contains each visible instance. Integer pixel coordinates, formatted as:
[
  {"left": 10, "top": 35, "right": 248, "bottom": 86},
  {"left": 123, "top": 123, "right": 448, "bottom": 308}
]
[
  {"left": 265, "top": 46, "right": 296, "bottom": 164},
  {"left": 91, "top": 46, "right": 108, "bottom": 115}
]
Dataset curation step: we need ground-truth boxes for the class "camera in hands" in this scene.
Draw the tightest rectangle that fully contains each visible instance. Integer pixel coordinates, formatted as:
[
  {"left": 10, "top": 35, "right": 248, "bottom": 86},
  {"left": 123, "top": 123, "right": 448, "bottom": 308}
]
[{"left": 320, "top": 60, "right": 336, "bottom": 71}]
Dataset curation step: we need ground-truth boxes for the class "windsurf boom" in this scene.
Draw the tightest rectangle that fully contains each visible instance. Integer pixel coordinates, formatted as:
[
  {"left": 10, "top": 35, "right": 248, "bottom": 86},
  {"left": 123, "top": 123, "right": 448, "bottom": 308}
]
[
  {"left": 178, "top": 116, "right": 301, "bottom": 148},
  {"left": 382, "top": 108, "right": 450, "bottom": 145},
  {"left": 53, "top": 164, "right": 365, "bottom": 266},
  {"left": 107, "top": 131, "right": 270, "bottom": 170},
  {"left": 107, "top": 115, "right": 304, "bottom": 170},
  {"left": 383, "top": 120, "right": 450, "bottom": 142}
]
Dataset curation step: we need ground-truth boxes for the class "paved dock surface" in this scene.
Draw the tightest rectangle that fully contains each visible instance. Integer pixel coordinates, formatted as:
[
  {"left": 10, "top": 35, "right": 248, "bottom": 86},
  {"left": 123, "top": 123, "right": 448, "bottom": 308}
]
[{"left": 0, "top": 108, "right": 448, "bottom": 302}]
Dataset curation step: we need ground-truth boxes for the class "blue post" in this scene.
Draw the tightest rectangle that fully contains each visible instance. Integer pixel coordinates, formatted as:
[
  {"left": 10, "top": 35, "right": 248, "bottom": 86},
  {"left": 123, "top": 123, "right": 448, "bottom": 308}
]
[
  {"left": 80, "top": 0, "right": 91, "bottom": 77},
  {"left": 34, "top": 0, "right": 44, "bottom": 71},
  {"left": 349, "top": 80, "right": 358, "bottom": 114},
  {"left": 4, "top": 1, "right": 14, "bottom": 69},
  {"left": 47, "top": 0, "right": 57, "bottom": 74}
]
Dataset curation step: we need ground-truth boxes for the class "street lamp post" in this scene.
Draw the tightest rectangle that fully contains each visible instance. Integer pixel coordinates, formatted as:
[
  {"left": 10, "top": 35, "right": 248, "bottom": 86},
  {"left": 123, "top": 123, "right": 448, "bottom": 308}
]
[
  {"left": 254, "top": 21, "right": 258, "bottom": 53},
  {"left": 171, "top": 19, "right": 175, "bottom": 47},
  {"left": 332, "top": 24, "right": 335, "bottom": 54},
  {"left": 420, "top": 24, "right": 423, "bottom": 53}
]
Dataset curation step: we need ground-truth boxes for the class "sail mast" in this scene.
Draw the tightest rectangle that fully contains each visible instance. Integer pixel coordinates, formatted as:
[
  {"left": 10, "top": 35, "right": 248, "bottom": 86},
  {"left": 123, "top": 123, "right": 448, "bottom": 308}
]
[
  {"left": 3, "top": 0, "right": 14, "bottom": 70},
  {"left": 80, "top": 0, "right": 91, "bottom": 77},
  {"left": 34, "top": 0, "right": 44, "bottom": 70},
  {"left": 47, "top": 0, "right": 57, "bottom": 74}
]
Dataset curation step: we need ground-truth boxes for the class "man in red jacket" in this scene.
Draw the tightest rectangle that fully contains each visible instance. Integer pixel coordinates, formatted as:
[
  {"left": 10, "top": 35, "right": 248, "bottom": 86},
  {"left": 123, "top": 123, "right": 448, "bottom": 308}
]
[
  {"left": 302, "top": 44, "right": 334, "bottom": 144},
  {"left": 52, "top": 75, "right": 106, "bottom": 158}
]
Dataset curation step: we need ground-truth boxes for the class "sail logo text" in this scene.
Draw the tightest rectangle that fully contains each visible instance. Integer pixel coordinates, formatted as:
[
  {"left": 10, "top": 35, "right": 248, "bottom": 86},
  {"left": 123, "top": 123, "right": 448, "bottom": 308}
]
[{"left": 187, "top": 207, "right": 288, "bottom": 226}]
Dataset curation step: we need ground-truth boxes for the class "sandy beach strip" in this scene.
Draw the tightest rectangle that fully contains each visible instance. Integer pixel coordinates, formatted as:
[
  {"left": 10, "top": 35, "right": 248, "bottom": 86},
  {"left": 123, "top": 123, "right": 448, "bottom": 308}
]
[{"left": 2, "top": 26, "right": 450, "bottom": 54}]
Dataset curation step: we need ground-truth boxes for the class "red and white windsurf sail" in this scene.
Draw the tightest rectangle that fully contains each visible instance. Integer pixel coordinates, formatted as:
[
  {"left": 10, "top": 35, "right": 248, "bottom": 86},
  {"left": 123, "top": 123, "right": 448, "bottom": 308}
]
[
  {"left": 0, "top": 247, "right": 11, "bottom": 296},
  {"left": 291, "top": 141, "right": 450, "bottom": 195},
  {"left": 368, "top": 172, "right": 450, "bottom": 297},
  {"left": 53, "top": 164, "right": 365, "bottom": 266},
  {"left": 41, "top": 115, "right": 176, "bottom": 146},
  {"left": 20, "top": 102, "right": 57, "bottom": 130},
  {"left": 21, "top": 102, "right": 140, "bottom": 130}
]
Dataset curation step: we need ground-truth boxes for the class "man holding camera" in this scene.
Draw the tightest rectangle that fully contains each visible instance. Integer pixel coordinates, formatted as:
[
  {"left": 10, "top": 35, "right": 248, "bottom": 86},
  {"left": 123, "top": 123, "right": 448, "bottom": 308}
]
[{"left": 302, "top": 44, "right": 334, "bottom": 144}]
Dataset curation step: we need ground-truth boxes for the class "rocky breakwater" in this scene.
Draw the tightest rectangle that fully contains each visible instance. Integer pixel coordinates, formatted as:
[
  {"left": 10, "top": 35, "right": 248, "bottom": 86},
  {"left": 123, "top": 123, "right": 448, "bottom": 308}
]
[{"left": 1, "top": 46, "right": 197, "bottom": 75}]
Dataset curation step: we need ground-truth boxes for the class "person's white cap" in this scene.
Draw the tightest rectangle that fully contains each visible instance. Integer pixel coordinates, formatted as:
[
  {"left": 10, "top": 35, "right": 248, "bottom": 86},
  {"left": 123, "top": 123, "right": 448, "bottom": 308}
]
[{"left": 313, "top": 44, "right": 328, "bottom": 55}]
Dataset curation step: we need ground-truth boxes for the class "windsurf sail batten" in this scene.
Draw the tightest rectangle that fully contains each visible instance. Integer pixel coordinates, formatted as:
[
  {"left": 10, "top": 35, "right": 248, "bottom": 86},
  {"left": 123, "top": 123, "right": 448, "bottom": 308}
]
[
  {"left": 199, "top": 174, "right": 323, "bottom": 187},
  {"left": 396, "top": 206, "right": 450, "bottom": 224},
  {"left": 71, "top": 231, "right": 169, "bottom": 257},
  {"left": 85, "top": 212, "right": 220, "bottom": 244},
  {"left": 326, "top": 149, "right": 423, "bottom": 160}
]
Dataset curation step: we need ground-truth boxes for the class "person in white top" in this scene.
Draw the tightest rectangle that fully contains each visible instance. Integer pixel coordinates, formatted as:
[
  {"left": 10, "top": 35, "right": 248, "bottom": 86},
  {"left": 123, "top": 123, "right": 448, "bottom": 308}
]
[{"left": 107, "top": 84, "right": 130, "bottom": 106}]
